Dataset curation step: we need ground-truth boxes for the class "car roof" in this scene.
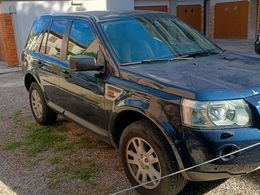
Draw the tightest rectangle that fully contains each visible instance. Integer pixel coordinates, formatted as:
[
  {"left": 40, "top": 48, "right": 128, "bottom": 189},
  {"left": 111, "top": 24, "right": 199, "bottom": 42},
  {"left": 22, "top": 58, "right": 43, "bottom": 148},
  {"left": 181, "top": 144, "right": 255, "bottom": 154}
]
[{"left": 39, "top": 10, "right": 171, "bottom": 22}]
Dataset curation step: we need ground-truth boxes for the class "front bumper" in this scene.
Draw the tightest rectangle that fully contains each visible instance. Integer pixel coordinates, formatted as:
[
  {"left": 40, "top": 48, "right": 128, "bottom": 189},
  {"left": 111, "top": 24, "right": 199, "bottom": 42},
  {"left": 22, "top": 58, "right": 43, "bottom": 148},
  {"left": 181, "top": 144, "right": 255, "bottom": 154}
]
[
  {"left": 184, "top": 165, "right": 260, "bottom": 182},
  {"left": 177, "top": 127, "right": 260, "bottom": 181}
]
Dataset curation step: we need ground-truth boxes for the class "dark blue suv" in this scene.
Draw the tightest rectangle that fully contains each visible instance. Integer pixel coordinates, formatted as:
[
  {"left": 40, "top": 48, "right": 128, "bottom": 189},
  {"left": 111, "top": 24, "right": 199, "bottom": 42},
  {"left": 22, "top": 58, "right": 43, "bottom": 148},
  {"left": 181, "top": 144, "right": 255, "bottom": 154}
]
[{"left": 22, "top": 11, "right": 260, "bottom": 194}]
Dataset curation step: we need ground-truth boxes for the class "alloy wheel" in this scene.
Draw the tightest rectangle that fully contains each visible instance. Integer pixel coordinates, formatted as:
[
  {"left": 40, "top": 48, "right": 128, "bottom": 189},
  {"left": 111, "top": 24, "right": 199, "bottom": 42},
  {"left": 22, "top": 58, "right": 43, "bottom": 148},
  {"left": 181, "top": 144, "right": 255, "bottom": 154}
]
[
  {"left": 31, "top": 89, "right": 43, "bottom": 119},
  {"left": 126, "top": 137, "right": 161, "bottom": 189}
]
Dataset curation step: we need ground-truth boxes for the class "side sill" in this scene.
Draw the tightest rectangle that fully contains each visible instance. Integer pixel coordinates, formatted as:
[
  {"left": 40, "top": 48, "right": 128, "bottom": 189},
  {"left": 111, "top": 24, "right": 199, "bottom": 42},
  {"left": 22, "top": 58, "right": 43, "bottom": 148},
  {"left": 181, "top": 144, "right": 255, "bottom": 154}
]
[
  {"left": 47, "top": 101, "right": 64, "bottom": 114},
  {"left": 184, "top": 171, "right": 234, "bottom": 182},
  {"left": 47, "top": 101, "right": 109, "bottom": 138}
]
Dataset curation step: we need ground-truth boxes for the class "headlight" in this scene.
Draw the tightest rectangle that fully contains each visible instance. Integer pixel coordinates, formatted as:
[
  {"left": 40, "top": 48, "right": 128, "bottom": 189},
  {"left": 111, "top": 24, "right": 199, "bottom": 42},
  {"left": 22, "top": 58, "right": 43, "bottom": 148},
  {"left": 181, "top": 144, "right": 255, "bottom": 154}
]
[{"left": 182, "top": 99, "right": 252, "bottom": 129}]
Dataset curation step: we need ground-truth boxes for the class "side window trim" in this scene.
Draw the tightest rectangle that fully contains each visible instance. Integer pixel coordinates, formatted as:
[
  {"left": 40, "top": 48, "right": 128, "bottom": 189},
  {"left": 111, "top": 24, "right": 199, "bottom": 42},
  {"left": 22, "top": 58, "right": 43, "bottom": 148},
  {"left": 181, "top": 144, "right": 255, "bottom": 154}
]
[
  {"left": 66, "top": 19, "right": 98, "bottom": 61},
  {"left": 36, "top": 19, "right": 52, "bottom": 54},
  {"left": 41, "top": 18, "right": 69, "bottom": 60},
  {"left": 24, "top": 21, "right": 35, "bottom": 50},
  {"left": 60, "top": 20, "right": 72, "bottom": 61},
  {"left": 39, "top": 19, "right": 52, "bottom": 54}
]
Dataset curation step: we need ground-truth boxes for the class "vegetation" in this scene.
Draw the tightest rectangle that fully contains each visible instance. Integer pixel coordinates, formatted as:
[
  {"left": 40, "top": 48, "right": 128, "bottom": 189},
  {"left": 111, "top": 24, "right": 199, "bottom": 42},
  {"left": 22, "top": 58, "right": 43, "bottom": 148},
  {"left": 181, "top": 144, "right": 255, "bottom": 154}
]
[
  {"left": 75, "top": 163, "right": 100, "bottom": 181},
  {"left": 6, "top": 111, "right": 102, "bottom": 187},
  {"left": 49, "top": 156, "right": 61, "bottom": 165},
  {"left": 24, "top": 124, "right": 65, "bottom": 156},
  {"left": 75, "top": 163, "right": 100, "bottom": 182},
  {"left": 3, "top": 140, "right": 22, "bottom": 150}
]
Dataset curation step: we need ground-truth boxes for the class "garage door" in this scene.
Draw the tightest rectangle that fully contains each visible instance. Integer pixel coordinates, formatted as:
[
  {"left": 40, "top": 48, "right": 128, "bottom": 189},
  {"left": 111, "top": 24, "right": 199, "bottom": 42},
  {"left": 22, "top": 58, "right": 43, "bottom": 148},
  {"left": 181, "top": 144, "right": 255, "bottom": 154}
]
[
  {"left": 177, "top": 5, "right": 202, "bottom": 32},
  {"left": 214, "top": 1, "right": 249, "bottom": 39},
  {"left": 135, "top": 6, "right": 168, "bottom": 12}
]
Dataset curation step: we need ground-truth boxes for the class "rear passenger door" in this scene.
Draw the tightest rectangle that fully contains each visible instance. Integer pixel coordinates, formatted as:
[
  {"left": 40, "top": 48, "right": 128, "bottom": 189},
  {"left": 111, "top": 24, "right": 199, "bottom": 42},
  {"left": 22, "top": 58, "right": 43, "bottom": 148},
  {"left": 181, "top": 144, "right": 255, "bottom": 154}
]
[
  {"left": 23, "top": 17, "right": 49, "bottom": 72},
  {"left": 37, "top": 19, "right": 70, "bottom": 107}
]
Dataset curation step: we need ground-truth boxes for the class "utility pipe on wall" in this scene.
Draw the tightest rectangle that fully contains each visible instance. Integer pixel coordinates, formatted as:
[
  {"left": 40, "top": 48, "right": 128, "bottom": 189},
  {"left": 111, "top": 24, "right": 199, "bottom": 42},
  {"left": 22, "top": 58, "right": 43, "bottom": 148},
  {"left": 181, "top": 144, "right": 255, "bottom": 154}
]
[{"left": 203, "top": 0, "right": 209, "bottom": 35}]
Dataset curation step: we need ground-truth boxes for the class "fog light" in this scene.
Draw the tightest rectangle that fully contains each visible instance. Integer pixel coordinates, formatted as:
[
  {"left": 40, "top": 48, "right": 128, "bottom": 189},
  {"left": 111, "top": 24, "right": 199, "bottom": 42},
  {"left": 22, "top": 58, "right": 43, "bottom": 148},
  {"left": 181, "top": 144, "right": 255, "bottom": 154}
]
[{"left": 218, "top": 145, "right": 240, "bottom": 162}]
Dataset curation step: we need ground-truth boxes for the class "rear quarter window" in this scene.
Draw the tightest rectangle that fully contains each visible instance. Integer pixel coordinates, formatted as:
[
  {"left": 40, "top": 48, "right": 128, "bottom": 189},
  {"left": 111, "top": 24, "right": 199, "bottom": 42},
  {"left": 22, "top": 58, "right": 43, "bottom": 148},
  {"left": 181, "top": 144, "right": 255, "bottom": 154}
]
[{"left": 25, "top": 18, "right": 47, "bottom": 51}]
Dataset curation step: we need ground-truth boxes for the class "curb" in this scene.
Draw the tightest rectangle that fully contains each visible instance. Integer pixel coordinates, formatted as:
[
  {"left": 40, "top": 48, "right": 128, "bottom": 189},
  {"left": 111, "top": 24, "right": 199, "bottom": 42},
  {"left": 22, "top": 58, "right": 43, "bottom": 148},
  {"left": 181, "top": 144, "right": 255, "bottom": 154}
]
[{"left": 0, "top": 68, "right": 22, "bottom": 75}]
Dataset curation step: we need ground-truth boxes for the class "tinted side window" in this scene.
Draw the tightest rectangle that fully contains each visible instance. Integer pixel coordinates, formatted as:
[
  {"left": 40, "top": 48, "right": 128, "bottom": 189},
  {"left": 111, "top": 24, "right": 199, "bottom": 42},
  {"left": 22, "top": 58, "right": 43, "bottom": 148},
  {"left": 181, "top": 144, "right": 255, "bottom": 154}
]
[
  {"left": 25, "top": 19, "right": 47, "bottom": 51},
  {"left": 39, "top": 27, "right": 48, "bottom": 54},
  {"left": 67, "top": 21, "right": 98, "bottom": 60},
  {"left": 45, "top": 20, "right": 67, "bottom": 58}
]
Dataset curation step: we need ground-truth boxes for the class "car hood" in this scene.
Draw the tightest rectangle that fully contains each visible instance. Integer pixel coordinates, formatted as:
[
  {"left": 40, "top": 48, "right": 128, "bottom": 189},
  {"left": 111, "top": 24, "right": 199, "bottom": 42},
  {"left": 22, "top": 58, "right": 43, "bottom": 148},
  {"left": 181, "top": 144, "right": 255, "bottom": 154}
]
[{"left": 120, "top": 52, "right": 260, "bottom": 101}]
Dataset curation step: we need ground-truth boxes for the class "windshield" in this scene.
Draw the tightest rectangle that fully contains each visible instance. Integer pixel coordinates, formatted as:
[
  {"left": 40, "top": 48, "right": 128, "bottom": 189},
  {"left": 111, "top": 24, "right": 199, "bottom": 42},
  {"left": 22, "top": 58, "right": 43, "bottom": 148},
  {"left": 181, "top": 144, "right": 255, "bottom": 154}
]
[{"left": 100, "top": 15, "right": 221, "bottom": 65}]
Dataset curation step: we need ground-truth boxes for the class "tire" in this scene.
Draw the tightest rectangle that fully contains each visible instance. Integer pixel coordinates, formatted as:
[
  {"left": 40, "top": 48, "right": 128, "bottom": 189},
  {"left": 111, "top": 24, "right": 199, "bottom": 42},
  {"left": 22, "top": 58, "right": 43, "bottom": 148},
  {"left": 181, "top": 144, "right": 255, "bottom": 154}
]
[
  {"left": 119, "top": 119, "right": 187, "bottom": 195},
  {"left": 255, "top": 42, "right": 260, "bottom": 54},
  {"left": 29, "top": 82, "right": 57, "bottom": 125}
]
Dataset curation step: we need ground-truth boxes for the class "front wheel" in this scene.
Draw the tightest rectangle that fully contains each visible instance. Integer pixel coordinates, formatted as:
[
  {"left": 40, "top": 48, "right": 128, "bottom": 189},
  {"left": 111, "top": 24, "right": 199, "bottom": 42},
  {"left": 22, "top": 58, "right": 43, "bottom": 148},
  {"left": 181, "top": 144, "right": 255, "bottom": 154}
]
[
  {"left": 119, "top": 119, "right": 187, "bottom": 195},
  {"left": 29, "top": 82, "right": 57, "bottom": 125}
]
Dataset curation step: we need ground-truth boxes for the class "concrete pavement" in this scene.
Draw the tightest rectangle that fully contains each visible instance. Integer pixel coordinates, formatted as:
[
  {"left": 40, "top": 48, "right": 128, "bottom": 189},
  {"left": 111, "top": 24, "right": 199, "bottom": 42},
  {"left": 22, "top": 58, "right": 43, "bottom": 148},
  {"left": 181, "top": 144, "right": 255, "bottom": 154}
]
[
  {"left": 0, "top": 62, "right": 21, "bottom": 74},
  {"left": 214, "top": 39, "right": 259, "bottom": 57}
]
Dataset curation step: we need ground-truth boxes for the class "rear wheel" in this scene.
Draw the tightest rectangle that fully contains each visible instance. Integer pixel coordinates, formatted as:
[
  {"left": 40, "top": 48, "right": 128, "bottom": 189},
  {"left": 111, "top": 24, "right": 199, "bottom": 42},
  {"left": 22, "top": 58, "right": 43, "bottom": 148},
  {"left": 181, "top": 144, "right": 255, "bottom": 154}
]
[
  {"left": 255, "top": 42, "right": 260, "bottom": 54},
  {"left": 119, "top": 119, "right": 187, "bottom": 195},
  {"left": 29, "top": 82, "right": 57, "bottom": 125}
]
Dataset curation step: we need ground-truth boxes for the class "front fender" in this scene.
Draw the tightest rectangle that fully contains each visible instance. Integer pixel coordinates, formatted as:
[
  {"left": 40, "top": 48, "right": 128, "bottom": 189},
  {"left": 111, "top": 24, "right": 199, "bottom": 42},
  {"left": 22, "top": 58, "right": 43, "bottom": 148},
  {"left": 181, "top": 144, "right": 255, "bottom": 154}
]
[{"left": 110, "top": 96, "right": 186, "bottom": 171}]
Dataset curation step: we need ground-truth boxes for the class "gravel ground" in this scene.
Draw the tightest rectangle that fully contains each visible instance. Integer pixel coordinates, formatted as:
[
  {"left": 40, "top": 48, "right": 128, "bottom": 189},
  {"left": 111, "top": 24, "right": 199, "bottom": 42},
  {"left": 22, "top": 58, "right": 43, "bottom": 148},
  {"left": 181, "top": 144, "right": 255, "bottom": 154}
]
[
  {"left": 0, "top": 72, "right": 135, "bottom": 195},
  {"left": 0, "top": 42, "right": 260, "bottom": 195}
]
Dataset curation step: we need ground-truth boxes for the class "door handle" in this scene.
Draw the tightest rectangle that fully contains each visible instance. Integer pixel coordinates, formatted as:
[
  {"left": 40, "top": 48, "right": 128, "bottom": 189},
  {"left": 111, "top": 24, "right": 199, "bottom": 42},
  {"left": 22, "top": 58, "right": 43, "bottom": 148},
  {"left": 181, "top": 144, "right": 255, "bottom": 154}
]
[
  {"left": 63, "top": 70, "right": 71, "bottom": 79},
  {"left": 63, "top": 70, "right": 69, "bottom": 74},
  {"left": 31, "top": 60, "right": 41, "bottom": 67},
  {"left": 38, "top": 61, "right": 43, "bottom": 68}
]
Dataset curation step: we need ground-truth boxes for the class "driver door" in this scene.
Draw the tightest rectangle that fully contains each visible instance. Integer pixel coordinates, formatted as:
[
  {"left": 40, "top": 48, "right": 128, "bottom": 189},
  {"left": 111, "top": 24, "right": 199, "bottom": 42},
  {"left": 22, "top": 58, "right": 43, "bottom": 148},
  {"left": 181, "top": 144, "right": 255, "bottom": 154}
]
[{"left": 59, "top": 19, "right": 108, "bottom": 134}]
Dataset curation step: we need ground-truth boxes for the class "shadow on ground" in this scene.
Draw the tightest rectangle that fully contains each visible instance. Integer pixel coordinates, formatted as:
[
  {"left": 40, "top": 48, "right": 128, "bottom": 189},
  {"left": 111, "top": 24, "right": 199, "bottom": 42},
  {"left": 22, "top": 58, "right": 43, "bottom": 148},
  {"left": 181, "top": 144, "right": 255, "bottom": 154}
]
[
  {"left": 241, "top": 169, "right": 260, "bottom": 187},
  {"left": 179, "top": 180, "right": 227, "bottom": 195}
]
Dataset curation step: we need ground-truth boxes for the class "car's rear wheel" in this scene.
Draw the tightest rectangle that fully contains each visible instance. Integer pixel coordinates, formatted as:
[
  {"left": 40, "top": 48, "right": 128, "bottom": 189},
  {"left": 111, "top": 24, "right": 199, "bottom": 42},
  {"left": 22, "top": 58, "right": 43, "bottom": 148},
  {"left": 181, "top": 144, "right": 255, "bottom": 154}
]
[
  {"left": 29, "top": 82, "right": 57, "bottom": 125},
  {"left": 255, "top": 42, "right": 260, "bottom": 54},
  {"left": 119, "top": 119, "right": 187, "bottom": 195}
]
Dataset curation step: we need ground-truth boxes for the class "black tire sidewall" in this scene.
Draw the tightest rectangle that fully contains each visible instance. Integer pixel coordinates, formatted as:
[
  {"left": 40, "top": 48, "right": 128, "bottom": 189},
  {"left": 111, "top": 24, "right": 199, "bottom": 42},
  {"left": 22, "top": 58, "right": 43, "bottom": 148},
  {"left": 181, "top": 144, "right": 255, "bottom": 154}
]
[
  {"left": 255, "top": 43, "right": 260, "bottom": 54},
  {"left": 119, "top": 120, "right": 186, "bottom": 195},
  {"left": 29, "top": 82, "right": 49, "bottom": 125}
]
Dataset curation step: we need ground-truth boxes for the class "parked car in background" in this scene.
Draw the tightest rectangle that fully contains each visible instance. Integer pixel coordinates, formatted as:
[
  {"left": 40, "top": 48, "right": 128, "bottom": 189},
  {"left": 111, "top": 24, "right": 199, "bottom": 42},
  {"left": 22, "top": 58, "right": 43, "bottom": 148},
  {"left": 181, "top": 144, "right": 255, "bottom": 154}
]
[
  {"left": 22, "top": 11, "right": 260, "bottom": 195},
  {"left": 255, "top": 29, "right": 260, "bottom": 54}
]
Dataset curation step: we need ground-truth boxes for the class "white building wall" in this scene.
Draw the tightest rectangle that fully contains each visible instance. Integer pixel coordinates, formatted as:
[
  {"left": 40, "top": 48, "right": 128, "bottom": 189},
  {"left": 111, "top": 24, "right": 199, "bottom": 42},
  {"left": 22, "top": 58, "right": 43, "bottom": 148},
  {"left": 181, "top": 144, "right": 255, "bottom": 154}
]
[
  {"left": 210, "top": 0, "right": 249, "bottom": 6},
  {"left": 1, "top": 1, "right": 83, "bottom": 53},
  {"left": 0, "top": 0, "right": 134, "bottom": 55},
  {"left": 176, "top": 0, "right": 204, "bottom": 6},
  {"left": 107, "top": 0, "right": 134, "bottom": 10},
  {"left": 135, "top": 0, "right": 169, "bottom": 7}
]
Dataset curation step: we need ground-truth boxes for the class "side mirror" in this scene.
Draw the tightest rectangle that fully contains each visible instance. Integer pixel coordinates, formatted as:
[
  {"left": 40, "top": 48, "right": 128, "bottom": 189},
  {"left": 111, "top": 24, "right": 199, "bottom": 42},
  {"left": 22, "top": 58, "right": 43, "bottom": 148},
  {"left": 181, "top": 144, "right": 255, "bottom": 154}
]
[{"left": 69, "top": 55, "right": 103, "bottom": 71}]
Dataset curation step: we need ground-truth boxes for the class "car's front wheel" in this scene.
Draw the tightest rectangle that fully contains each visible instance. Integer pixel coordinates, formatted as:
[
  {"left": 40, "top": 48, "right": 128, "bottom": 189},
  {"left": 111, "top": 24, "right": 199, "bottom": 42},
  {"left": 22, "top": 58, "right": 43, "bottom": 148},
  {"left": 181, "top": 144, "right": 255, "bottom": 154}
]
[
  {"left": 29, "top": 82, "right": 57, "bottom": 125},
  {"left": 119, "top": 119, "right": 187, "bottom": 195}
]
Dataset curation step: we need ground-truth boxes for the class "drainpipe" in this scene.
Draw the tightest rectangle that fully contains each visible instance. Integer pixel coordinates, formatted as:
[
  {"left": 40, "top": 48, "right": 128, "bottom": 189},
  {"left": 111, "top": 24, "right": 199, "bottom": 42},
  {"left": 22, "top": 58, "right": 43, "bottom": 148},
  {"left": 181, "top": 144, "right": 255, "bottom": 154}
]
[
  {"left": 169, "top": 0, "right": 177, "bottom": 15},
  {"left": 203, "top": 0, "right": 209, "bottom": 35},
  {"left": 256, "top": 0, "right": 259, "bottom": 38}
]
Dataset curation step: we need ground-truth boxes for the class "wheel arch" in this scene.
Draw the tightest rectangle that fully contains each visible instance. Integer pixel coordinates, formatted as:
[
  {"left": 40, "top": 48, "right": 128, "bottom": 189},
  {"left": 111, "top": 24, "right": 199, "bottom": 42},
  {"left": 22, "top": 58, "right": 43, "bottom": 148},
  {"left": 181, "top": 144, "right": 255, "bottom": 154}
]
[
  {"left": 24, "top": 72, "right": 39, "bottom": 91},
  {"left": 109, "top": 106, "right": 185, "bottom": 170}
]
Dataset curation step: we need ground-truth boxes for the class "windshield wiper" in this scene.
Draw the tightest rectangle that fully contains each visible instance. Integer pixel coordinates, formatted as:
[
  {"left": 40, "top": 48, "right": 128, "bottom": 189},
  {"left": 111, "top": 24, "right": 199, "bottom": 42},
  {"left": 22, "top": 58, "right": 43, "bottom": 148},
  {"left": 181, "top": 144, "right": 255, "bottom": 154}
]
[
  {"left": 180, "top": 50, "right": 221, "bottom": 58},
  {"left": 122, "top": 58, "right": 173, "bottom": 66},
  {"left": 122, "top": 57, "right": 193, "bottom": 66}
]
